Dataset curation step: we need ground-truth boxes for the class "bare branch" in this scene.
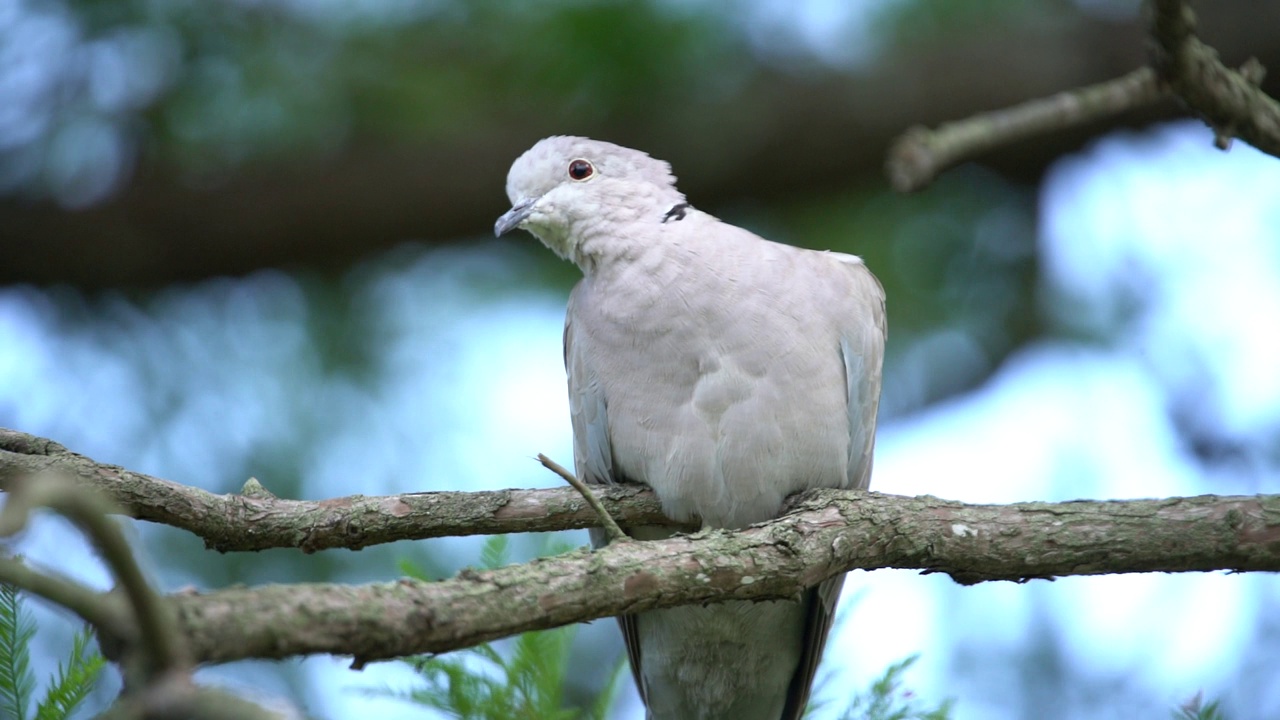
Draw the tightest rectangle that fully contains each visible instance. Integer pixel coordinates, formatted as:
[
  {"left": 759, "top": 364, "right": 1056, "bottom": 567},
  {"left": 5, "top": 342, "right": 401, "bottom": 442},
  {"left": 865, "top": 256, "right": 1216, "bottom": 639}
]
[
  {"left": 160, "top": 490, "right": 1280, "bottom": 664},
  {"left": 0, "top": 554, "right": 130, "bottom": 636},
  {"left": 1149, "top": 0, "right": 1280, "bottom": 156},
  {"left": 0, "top": 428, "right": 678, "bottom": 553},
  {"left": 0, "top": 460, "right": 289, "bottom": 718},
  {"left": 0, "top": 475, "right": 187, "bottom": 679},
  {"left": 886, "top": 68, "right": 1166, "bottom": 192},
  {"left": 7, "top": 428, "right": 1279, "bottom": 667},
  {"left": 885, "top": 1, "right": 1280, "bottom": 192}
]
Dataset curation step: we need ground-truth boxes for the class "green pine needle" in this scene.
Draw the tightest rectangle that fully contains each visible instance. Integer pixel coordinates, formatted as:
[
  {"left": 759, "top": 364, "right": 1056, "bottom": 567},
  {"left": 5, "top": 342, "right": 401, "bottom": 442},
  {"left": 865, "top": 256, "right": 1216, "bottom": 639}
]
[
  {"left": 368, "top": 536, "right": 617, "bottom": 720},
  {"left": 34, "top": 627, "right": 106, "bottom": 720},
  {"left": 0, "top": 583, "right": 37, "bottom": 720},
  {"left": 397, "top": 557, "right": 435, "bottom": 582},
  {"left": 479, "top": 536, "right": 510, "bottom": 571},
  {"left": 373, "top": 625, "right": 593, "bottom": 720}
]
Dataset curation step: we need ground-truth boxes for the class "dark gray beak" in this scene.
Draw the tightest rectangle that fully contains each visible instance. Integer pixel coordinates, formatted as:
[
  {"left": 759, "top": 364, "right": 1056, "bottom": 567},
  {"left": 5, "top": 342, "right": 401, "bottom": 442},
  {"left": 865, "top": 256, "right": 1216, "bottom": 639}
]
[{"left": 494, "top": 198, "right": 536, "bottom": 237}]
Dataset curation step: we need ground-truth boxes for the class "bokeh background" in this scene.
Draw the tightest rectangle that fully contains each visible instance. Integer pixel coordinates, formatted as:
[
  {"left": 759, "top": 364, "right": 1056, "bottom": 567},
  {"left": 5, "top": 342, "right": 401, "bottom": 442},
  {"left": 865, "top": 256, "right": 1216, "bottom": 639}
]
[{"left": 3, "top": 0, "right": 1280, "bottom": 718}]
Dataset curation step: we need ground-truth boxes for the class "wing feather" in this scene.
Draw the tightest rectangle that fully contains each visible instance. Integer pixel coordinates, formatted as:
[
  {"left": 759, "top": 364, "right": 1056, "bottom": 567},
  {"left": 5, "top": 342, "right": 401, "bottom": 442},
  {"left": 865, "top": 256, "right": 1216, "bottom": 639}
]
[
  {"left": 783, "top": 259, "right": 887, "bottom": 719},
  {"left": 565, "top": 283, "right": 648, "bottom": 704},
  {"left": 565, "top": 285, "right": 614, "bottom": 488},
  {"left": 838, "top": 261, "right": 887, "bottom": 491},
  {"left": 780, "top": 577, "right": 845, "bottom": 720}
]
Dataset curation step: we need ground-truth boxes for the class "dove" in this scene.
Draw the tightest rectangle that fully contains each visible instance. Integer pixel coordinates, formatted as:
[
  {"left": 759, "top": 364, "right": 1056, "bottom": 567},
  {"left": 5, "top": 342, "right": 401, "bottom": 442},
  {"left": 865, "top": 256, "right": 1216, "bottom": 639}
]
[{"left": 496, "top": 136, "right": 886, "bottom": 720}]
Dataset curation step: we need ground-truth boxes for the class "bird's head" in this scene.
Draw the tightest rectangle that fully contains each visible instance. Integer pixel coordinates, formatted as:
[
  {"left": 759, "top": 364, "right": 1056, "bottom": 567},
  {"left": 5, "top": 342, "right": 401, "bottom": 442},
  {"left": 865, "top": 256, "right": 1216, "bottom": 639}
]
[{"left": 495, "top": 136, "right": 686, "bottom": 262}]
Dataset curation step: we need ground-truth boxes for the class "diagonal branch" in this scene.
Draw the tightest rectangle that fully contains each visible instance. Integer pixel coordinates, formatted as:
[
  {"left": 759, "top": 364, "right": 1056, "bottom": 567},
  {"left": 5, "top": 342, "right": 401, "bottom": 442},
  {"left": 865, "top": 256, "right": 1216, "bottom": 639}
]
[
  {"left": 0, "top": 475, "right": 187, "bottom": 680},
  {"left": 1149, "top": 0, "right": 1280, "bottom": 154},
  {"left": 0, "top": 555, "right": 129, "bottom": 637},
  {"left": 885, "top": 0, "right": 1280, "bottom": 192},
  {"left": 0, "top": 472, "right": 288, "bottom": 717}
]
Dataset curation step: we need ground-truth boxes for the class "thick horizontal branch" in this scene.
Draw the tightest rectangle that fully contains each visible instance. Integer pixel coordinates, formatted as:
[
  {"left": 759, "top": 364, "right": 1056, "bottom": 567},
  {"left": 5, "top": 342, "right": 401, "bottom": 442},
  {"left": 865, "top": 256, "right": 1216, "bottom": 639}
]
[
  {"left": 160, "top": 491, "right": 1280, "bottom": 664},
  {"left": 0, "top": 429, "right": 681, "bottom": 552},
  {"left": 7, "top": 428, "right": 1280, "bottom": 666}
]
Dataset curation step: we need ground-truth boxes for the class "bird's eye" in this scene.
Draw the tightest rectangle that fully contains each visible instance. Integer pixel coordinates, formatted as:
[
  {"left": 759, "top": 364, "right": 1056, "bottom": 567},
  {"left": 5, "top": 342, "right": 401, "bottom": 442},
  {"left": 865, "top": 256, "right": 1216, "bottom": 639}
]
[{"left": 568, "top": 159, "right": 594, "bottom": 181}]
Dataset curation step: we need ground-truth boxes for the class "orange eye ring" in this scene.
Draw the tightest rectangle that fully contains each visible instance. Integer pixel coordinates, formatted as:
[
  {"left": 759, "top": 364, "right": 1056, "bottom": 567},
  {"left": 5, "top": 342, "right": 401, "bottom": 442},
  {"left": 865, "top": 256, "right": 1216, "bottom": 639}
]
[{"left": 568, "top": 159, "right": 594, "bottom": 181}]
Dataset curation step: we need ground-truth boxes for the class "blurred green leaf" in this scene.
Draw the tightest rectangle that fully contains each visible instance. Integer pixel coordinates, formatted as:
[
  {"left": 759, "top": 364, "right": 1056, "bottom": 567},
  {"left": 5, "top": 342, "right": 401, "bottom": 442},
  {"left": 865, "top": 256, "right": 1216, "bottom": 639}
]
[{"left": 1173, "top": 691, "right": 1227, "bottom": 720}]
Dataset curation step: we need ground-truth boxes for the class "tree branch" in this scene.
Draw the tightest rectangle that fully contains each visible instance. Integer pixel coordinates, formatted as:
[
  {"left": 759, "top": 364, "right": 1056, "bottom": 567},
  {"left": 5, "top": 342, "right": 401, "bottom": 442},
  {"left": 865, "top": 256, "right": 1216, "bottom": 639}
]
[
  {"left": 96, "top": 674, "right": 290, "bottom": 720},
  {"left": 886, "top": 68, "right": 1166, "bottom": 192},
  {"left": 0, "top": 471, "right": 289, "bottom": 717},
  {"left": 885, "top": 0, "right": 1280, "bottom": 192},
  {"left": 161, "top": 491, "right": 1280, "bottom": 664},
  {"left": 0, "top": 554, "right": 130, "bottom": 637},
  {"left": 7, "top": 428, "right": 1280, "bottom": 666},
  {"left": 0, "top": 429, "right": 681, "bottom": 553},
  {"left": 1149, "top": 0, "right": 1280, "bottom": 154},
  {"left": 0, "top": 475, "right": 187, "bottom": 680}
]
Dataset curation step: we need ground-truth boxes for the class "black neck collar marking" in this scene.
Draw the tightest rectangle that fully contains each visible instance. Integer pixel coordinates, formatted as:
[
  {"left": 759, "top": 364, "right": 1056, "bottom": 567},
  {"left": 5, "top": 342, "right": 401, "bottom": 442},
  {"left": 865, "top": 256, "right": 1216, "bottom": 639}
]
[{"left": 662, "top": 203, "right": 690, "bottom": 223}]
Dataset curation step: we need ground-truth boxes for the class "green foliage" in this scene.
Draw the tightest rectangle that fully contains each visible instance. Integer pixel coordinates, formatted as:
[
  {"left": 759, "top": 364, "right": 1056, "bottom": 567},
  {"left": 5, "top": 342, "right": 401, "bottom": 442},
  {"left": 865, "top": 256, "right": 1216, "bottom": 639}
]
[
  {"left": 390, "top": 539, "right": 954, "bottom": 720},
  {"left": 396, "top": 556, "right": 436, "bottom": 583},
  {"left": 830, "top": 656, "right": 952, "bottom": 720},
  {"left": 34, "top": 629, "right": 105, "bottom": 720},
  {"left": 1173, "top": 692, "right": 1226, "bottom": 720},
  {"left": 0, "top": 584, "right": 36, "bottom": 720},
  {"left": 375, "top": 535, "right": 624, "bottom": 719},
  {"left": 0, "top": 584, "right": 106, "bottom": 720},
  {"left": 383, "top": 621, "right": 624, "bottom": 720},
  {"left": 50, "top": 0, "right": 747, "bottom": 175},
  {"left": 389, "top": 537, "right": 957, "bottom": 720},
  {"left": 478, "top": 535, "right": 510, "bottom": 573}
]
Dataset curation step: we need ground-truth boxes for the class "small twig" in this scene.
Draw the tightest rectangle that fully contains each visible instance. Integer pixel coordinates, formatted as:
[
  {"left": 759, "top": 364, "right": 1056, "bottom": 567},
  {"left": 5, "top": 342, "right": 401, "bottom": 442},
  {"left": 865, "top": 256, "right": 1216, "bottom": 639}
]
[
  {"left": 536, "top": 454, "right": 628, "bottom": 544},
  {"left": 0, "top": 475, "right": 187, "bottom": 681},
  {"left": 886, "top": 67, "right": 1166, "bottom": 192}
]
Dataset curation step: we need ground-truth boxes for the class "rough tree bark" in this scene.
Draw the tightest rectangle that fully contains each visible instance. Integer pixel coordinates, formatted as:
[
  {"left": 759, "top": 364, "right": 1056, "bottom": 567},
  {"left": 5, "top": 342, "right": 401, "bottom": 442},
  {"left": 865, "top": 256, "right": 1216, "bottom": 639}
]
[{"left": 2, "top": 428, "right": 1279, "bottom": 670}]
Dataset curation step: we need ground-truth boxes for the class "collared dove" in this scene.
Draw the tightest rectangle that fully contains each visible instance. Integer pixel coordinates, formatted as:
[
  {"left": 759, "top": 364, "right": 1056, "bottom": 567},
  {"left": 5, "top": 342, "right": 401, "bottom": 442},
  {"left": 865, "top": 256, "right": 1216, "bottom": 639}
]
[{"left": 496, "top": 137, "right": 886, "bottom": 720}]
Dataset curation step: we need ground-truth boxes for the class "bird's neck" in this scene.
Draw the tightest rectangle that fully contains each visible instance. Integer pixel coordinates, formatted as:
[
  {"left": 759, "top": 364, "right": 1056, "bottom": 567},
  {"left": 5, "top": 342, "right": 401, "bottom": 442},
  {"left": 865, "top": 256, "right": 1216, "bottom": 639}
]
[{"left": 570, "top": 193, "right": 687, "bottom": 276}]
